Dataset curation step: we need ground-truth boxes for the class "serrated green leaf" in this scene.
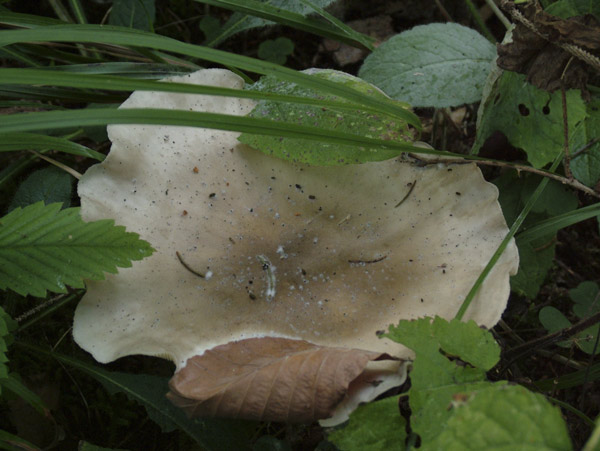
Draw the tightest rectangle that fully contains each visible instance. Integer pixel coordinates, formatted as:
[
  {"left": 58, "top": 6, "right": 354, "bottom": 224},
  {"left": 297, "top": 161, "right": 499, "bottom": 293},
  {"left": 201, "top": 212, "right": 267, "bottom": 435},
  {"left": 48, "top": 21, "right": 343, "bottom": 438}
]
[
  {"left": 327, "top": 396, "right": 406, "bottom": 451},
  {"left": 0, "top": 202, "right": 154, "bottom": 297},
  {"left": 385, "top": 317, "right": 501, "bottom": 444},
  {"left": 109, "top": 0, "right": 155, "bottom": 31},
  {"left": 9, "top": 166, "right": 73, "bottom": 211},
  {"left": 424, "top": 385, "right": 572, "bottom": 451},
  {"left": 239, "top": 70, "right": 413, "bottom": 165},
  {"left": 359, "top": 23, "right": 496, "bottom": 108},
  {"left": 474, "top": 71, "right": 587, "bottom": 169}
]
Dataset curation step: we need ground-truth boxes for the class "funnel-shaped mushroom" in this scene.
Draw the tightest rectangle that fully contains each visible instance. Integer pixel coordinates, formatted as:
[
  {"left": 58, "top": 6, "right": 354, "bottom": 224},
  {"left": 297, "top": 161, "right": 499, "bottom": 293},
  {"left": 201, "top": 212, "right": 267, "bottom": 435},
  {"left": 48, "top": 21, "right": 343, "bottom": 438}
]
[{"left": 75, "top": 69, "right": 518, "bottom": 425}]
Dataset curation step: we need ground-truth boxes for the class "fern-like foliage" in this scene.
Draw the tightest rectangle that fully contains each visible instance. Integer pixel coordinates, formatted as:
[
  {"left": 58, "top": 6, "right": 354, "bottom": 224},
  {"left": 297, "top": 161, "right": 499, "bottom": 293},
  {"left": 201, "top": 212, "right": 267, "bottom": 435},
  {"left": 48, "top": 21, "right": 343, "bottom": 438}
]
[{"left": 0, "top": 202, "right": 154, "bottom": 297}]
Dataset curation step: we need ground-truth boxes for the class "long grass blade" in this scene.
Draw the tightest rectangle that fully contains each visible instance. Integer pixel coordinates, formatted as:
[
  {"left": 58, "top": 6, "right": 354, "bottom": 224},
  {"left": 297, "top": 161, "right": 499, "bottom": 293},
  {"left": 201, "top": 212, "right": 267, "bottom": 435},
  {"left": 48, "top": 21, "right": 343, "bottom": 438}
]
[
  {"left": 517, "top": 202, "right": 600, "bottom": 243},
  {"left": 0, "top": 24, "right": 421, "bottom": 127},
  {"left": 0, "top": 132, "right": 104, "bottom": 161},
  {"left": 197, "top": 0, "right": 374, "bottom": 49},
  {"left": 0, "top": 68, "right": 401, "bottom": 115},
  {"left": 0, "top": 108, "right": 460, "bottom": 159}
]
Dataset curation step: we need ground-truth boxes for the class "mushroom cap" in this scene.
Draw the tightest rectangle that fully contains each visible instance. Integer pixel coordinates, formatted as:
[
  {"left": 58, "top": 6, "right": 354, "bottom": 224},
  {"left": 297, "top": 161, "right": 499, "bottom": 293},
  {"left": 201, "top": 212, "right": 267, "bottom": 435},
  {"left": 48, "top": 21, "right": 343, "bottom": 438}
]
[{"left": 75, "top": 69, "right": 518, "bottom": 369}]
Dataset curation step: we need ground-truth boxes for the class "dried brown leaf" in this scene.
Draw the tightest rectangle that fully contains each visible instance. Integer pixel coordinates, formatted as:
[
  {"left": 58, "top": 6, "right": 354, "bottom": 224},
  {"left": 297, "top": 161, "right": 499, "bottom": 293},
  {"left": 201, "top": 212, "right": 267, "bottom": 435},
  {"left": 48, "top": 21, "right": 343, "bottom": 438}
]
[
  {"left": 498, "top": 1, "right": 600, "bottom": 95},
  {"left": 167, "top": 337, "right": 394, "bottom": 423}
]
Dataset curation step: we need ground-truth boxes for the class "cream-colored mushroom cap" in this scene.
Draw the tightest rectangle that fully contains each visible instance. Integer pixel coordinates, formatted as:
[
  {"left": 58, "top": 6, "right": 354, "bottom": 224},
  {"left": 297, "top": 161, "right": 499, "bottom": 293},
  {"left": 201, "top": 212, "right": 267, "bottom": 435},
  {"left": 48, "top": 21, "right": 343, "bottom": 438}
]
[{"left": 75, "top": 69, "right": 518, "bottom": 370}]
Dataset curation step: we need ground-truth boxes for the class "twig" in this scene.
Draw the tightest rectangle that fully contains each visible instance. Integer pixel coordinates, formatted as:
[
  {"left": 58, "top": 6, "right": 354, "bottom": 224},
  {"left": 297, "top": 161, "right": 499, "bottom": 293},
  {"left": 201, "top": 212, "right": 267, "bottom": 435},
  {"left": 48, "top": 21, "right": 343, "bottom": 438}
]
[
  {"left": 176, "top": 251, "right": 204, "bottom": 278},
  {"left": 572, "top": 138, "right": 600, "bottom": 159},
  {"left": 395, "top": 180, "right": 417, "bottom": 207},
  {"left": 503, "top": 310, "right": 600, "bottom": 362},
  {"left": 348, "top": 256, "right": 387, "bottom": 264},
  {"left": 406, "top": 153, "right": 600, "bottom": 198}
]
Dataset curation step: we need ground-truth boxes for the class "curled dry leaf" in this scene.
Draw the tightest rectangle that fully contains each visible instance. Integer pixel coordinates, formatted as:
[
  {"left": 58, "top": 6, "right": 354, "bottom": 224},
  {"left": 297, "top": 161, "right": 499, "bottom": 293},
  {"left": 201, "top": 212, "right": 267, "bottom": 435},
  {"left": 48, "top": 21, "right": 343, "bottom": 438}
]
[
  {"left": 498, "top": 1, "right": 600, "bottom": 96},
  {"left": 167, "top": 337, "right": 395, "bottom": 423}
]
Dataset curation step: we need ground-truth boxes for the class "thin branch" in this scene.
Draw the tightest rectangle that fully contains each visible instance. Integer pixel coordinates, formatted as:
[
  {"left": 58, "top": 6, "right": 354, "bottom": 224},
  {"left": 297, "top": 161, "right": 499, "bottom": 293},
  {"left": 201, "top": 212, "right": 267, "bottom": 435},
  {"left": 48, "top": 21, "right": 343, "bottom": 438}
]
[
  {"left": 503, "top": 310, "right": 600, "bottom": 362},
  {"left": 406, "top": 153, "right": 600, "bottom": 198}
]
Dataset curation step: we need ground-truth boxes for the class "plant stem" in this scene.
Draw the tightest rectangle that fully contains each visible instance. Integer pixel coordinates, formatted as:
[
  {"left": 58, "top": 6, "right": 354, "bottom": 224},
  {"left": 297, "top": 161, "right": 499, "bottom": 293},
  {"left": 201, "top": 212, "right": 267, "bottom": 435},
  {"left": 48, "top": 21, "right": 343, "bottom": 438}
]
[{"left": 485, "top": 0, "right": 511, "bottom": 30}]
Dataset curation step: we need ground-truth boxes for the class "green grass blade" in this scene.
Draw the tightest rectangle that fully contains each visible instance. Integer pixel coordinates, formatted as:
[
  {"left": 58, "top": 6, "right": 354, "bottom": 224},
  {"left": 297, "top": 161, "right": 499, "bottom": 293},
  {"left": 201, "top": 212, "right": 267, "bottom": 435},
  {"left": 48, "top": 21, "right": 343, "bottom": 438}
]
[
  {"left": 0, "top": 68, "right": 396, "bottom": 115},
  {"left": 197, "top": 0, "right": 373, "bottom": 49},
  {"left": 0, "top": 24, "right": 421, "bottom": 127},
  {"left": 298, "top": 0, "right": 375, "bottom": 50},
  {"left": 517, "top": 202, "right": 600, "bottom": 243},
  {"left": 0, "top": 202, "right": 154, "bottom": 297},
  {"left": 0, "top": 132, "right": 105, "bottom": 161},
  {"left": 0, "top": 108, "right": 455, "bottom": 158},
  {"left": 455, "top": 154, "right": 563, "bottom": 320},
  {"left": 0, "top": 10, "right": 66, "bottom": 27}
]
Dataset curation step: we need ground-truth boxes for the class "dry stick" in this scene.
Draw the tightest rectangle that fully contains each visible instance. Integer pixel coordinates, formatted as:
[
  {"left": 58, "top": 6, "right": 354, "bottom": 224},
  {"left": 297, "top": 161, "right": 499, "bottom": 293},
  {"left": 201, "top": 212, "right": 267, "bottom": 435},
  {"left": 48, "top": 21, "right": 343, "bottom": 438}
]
[
  {"left": 502, "top": 310, "right": 600, "bottom": 366},
  {"left": 434, "top": 0, "right": 454, "bottom": 22},
  {"left": 406, "top": 154, "right": 600, "bottom": 198}
]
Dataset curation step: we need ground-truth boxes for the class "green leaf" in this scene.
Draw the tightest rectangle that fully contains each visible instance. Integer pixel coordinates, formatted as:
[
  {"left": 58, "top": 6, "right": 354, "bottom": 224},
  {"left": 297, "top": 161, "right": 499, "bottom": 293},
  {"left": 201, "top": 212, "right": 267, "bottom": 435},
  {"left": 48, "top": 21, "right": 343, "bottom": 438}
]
[
  {"left": 199, "top": 15, "right": 222, "bottom": 43},
  {"left": 328, "top": 396, "right": 406, "bottom": 451},
  {"left": 9, "top": 166, "right": 73, "bottom": 211},
  {"left": 474, "top": 71, "right": 587, "bottom": 169},
  {"left": 201, "top": 0, "right": 337, "bottom": 47},
  {"left": 385, "top": 317, "right": 501, "bottom": 444},
  {"left": 257, "top": 37, "right": 294, "bottom": 65},
  {"left": 546, "top": 0, "right": 600, "bottom": 19},
  {"left": 570, "top": 98, "right": 600, "bottom": 187},
  {"left": 511, "top": 239, "right": 556, "bottom": 298},
  {"left": 424, "top": 385, "right": 572, "bottom": 451},
  {"left": 109, "top": 0, "right": 156, "bottom": 31},
  {"left": 539, "top": 306, "right": 573, "bottom": 348},
  {"left": 570, "top": 281, "right": 600, "bottom": 318},
  {"left": 0, "top": 202, "right": 154, "bottom": 297},
  {"left": 238, "top": 70, "right": 414, "bottom": 165},
  {"left": 358, "top": 23, "right": 496, "bottom": 108}
]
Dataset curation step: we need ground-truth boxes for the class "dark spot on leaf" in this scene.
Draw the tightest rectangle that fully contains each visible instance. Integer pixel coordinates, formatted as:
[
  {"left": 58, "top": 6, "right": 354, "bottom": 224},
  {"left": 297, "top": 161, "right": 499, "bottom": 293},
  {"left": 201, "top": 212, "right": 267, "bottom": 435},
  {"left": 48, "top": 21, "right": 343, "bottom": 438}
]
[{"left": 518, "top": 104, "right": 530, "bottom": 116}]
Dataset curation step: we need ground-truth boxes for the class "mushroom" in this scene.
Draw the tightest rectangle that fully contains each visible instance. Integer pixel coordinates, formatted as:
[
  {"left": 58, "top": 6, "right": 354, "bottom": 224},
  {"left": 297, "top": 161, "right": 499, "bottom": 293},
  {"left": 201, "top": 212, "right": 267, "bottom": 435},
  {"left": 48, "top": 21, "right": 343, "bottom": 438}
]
[{"left": 75, "top": 69, "right": 518, "bottom": 425}]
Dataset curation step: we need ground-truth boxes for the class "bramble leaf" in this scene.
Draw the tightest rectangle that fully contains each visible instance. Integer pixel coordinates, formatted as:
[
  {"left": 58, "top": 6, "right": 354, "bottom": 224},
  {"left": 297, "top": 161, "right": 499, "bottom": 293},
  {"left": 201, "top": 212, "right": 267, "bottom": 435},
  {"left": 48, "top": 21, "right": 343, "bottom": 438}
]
[
  {"left": 0, "top": 202, "right": 154, "bottom": 297},
  {"left": 239, "top": 70, "right": 413, "bottom": 165},
  {"left": 359, "top": 23, "right": 496, "bottom": 108},
  {"left": 327, "top": 396, "right": 406, "bottom": 451},
  {"left": 385, "top": 317, "right": 501, "bottom": 444},
  {"left": 423, "top": 385, "right": 572, "bottom": 451}
]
